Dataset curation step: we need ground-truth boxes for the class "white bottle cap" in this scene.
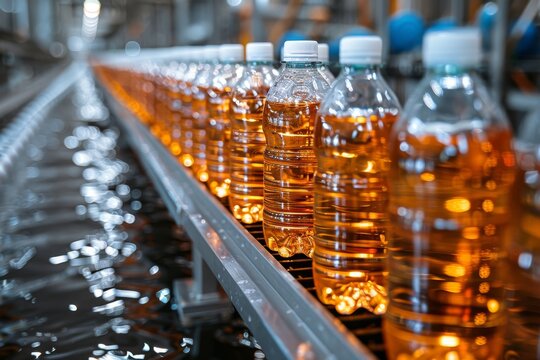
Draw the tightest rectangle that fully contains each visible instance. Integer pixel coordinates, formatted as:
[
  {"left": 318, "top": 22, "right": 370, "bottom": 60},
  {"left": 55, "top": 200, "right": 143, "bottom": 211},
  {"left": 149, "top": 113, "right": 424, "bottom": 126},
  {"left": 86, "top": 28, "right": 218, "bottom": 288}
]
[
  {"left": 283, "top": 40, "right": 318, "bottom": 62},
  {"left": 246, "top": 42, "right": 274, "bottom": 62},
  {"left": 204, "top": 45, "right": 219, "bottom": 61},
  {"left": 219, "top": 44, "right": 244, "bottom": 62},
  {"left": 423, "top": 28, "right": 481, "bottom": 67},
  {"left": 318, "top": 43, "right": 329, "bottom": 62},
  {"left": 339, "top": 36, "right": 382, "bottom": 65}
]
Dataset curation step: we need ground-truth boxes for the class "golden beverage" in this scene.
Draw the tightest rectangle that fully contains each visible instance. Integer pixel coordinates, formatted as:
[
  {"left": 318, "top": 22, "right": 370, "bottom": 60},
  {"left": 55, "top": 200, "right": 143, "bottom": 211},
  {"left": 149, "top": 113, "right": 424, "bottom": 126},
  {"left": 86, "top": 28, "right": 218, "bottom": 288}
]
[
  {"left": 178, "top": 79, "right": 194, "bottom": 167},
  {"left": 150, "top": 75, "right": 166, "bottom": 140},
  {"left": 313, "top": 113, "right": 397, "bottom": 315},
  {"left": 229, "top": 88, "right": 269, "bottom": 223},
  {"left": 386, "top": 127, "right": 515, "bottom": 359},
  {"left": 191, "top": 85, "right": 209, "bottom": 182},
  {"left": 263, "top": 100, "right": 319, "bottom": 257},
  {"left": 164, "top": 76, "right": 181, "bottom": 152},
  {"left": 206, "top": 86, "right": 233, "bottom": 198}
]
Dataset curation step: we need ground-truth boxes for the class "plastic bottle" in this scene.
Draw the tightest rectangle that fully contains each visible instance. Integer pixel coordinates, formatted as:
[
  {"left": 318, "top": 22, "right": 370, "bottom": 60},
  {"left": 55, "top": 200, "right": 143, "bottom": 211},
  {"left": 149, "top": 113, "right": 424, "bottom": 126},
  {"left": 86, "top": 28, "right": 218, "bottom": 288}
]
[
  {"left": 385, "top": 29, "right": 516, "bottom": 359},
  {"left": 190, "top": 45, "right": 220, "bottom": 183},
  {"left": 229, "top": 42, "right": 279, "bottom": 223},
  {"left": 156, "top": 61, "right": 176, "bottom": 146},
  {"left": 263, "top": 40, "right": 330, "bottom": 257},
  {"left": 153, "top": 63, "right": 167, "bottom": 143},
  {"left": 206, "top": 44, "right": 245, "bottom": 198},
  {"left": 144, "top": 62, "right": 159, "bottom": 133},
  {"left": 178, "top": 47, "right": 203, "bottom": 167},
  {"left": 165, "top": 59, "right": 185, "bottom": 155},
  {"left": 504, "top": 108, "right": 540, "bottom": 359},
  {"left": 313, "top": 36, "right": 400, "bottom": 315},
  {"left": 317, "top": 43, "right": 335, "bottom": 84}
]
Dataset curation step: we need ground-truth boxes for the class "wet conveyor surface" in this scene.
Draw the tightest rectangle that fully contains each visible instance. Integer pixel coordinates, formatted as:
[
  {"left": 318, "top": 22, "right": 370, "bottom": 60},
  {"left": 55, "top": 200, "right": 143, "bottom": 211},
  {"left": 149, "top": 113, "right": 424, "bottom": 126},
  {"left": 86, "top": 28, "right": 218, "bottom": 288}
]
[{"left": 0, "top": 75, "right": 264, "bottom": 360}]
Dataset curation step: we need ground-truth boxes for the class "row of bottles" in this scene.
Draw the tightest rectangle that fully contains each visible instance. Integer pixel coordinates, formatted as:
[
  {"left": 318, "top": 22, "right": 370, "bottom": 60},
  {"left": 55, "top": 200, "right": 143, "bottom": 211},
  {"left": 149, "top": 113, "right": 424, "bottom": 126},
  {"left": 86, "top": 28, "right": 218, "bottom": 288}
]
[{"left": 93, "top": 29, "right": 539, "bottom": 359}]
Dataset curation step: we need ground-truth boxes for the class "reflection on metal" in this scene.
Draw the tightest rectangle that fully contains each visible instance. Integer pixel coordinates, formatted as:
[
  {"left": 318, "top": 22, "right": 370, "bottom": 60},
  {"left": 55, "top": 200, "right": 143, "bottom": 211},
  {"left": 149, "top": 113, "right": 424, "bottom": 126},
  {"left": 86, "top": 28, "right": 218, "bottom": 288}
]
[
  {"left": 1, "top": 71, "right": 185, "bottom": 358},
  {"left": 104, "top": 69, "right": 377, "bottom": 360}
]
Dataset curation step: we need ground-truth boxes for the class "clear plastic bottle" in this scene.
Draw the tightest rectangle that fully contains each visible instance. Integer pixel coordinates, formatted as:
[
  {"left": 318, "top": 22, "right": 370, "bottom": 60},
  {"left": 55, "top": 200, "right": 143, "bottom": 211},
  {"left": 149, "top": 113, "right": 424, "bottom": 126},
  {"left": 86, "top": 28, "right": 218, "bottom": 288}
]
[
  {"left": 313, "top": 36, "right": 400, "bottom": 315},
  {"left": 385, "top": 29, "right": 516, "bottom": 359},
  {"left": 504, "top": 109, "right": 540, "bottom": 359},
  {"left": 153, "top": 63, "right": 168, "bottom": 143},
  {"left": 142, "top": 62, "right": 157, "bottom": 126},
  {"left": 229, "top": 42, "right": 279, "bottom": 223},
  {"left": 263, "top": 40, "right": 330, "bottom": 258},
  {"left": 147, "top": 62, "right": 160, "bottom": 136},
  {"left": 190, "top": 45, "right": 220, "bottom": 183},
  {"left": 317, "top": 43, "right": 335, "bottom": 84},
  {"left": 178, "top": 47, "right": 203, "bottom": 167},
  {"left": 165, "top": 58, "right": 186, "bottom": 156},
  {"left": 206, "top": 44, "right": 244, "bottom": 198}
]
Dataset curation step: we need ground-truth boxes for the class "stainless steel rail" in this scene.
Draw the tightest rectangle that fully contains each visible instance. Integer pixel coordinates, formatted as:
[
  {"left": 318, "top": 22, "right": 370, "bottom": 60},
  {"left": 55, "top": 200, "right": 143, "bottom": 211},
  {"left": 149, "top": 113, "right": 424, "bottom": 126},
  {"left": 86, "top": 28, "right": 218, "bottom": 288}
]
[{"left": 104, "top": 88, "right": 377, "bottom": 360}]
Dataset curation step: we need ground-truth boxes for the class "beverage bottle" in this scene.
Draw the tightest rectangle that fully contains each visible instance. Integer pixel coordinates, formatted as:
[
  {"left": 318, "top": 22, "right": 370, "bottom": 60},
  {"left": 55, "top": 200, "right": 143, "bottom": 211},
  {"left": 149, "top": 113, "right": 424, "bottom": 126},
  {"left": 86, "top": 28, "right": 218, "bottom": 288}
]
[
  {"left": 150, "top": 63, "right": 167, "bottom": 140},
  {"left": 164, "top": 60, "right": 184, "bottom": 152},
  {"left": 317, "top": 43, "right": 335, "bottom": 84},
  {"left": 504, "top": 109, "right": 540, "bottom": 359},
  {"left": 191, "top": 45, "right": 220, "bottom": 183},
  {"left": 206, "top": 44, "right": 245, "bottom": 198},
  {"left": 313, "top": 36, "right": 400, "bottom": 315},
  {"left": 141, "top": 62, "right": 157, "bottom": 128},
  {"left": 229, "top": 42, "right": 279, "bottom": 223},
  {"left": 385, "top": 29, "right": 516, "bottom": 359},
  {"left": 178, "top": 47, "right": 203, "bottom": 167},
  {"left": 263, "top": 40, "right": 330, "bottom": 257}
]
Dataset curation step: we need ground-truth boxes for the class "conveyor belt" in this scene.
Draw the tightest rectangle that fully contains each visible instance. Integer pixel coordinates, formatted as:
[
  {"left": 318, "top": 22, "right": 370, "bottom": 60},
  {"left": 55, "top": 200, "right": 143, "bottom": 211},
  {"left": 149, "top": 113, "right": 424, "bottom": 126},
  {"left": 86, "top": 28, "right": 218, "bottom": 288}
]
[{"left": 235, "top": 208, "right": 386, "bottom": 358}]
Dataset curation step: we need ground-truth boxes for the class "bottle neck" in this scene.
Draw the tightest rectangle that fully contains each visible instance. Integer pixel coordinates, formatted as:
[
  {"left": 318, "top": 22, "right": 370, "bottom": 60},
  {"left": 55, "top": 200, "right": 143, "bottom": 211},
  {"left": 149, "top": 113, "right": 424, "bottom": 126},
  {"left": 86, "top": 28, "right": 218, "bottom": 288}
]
[
  {"left": 246, "top": 60, "right": 273, "bottom": 67},
  {"left": 427, "top": 64, "right": 475, "bottom": 77},
  {"left": 341, "top": 64, "right": 381, "bottom": 77},
  {"left": 284, "top": 61, "right": 319, "bottom": 69}
]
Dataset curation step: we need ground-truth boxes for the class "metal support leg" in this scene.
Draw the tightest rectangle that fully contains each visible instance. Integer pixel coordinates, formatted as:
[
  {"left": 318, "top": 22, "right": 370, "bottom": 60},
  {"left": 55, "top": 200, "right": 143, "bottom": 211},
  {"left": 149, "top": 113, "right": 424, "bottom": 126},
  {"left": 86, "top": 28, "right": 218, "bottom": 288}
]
[
  {"left": 451, "top": 0, "right": 467, "bottom": 25},
  {"left": 491, "top": 0, "right": 510, "bottom": 105},
  {"left": 174, "top": 247, "right": 233, "bottom": 327}
]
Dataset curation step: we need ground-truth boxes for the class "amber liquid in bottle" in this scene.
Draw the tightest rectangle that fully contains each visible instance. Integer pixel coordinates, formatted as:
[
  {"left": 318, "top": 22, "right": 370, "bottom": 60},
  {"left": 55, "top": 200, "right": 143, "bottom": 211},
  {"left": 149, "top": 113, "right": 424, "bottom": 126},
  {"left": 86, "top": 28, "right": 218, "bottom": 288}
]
[
  {"left": 263, "top": 100, "right": 319, "bottom": 257},
  {"left": 229, "top": 88, "right": 269, "bottom": 223},
  {"left": 178, "top": 80, "right": 194, "bottom": 167},
  {"left": 152, "top": 80, "right": 167, "bottom": 142},
  {"left": 206, "top": 87, "right": 233, "bottom": 198},
  {"left": 385, "top": 127, "right": 515, "bottom": 359},
  {"left": 313, "top": 113, "right": 397, "bottom": 315},
  {"left": 166, "top": 82, "right": 182, "bottom": 156},
  {"left": 191, "top": 85, "right": 209, "bottom": 182},
  {"left": 158, "top": 79, "right": 171, "bottom": 146},
  {"left": 142, "top": 75, "right": 156, "bottom": 129}
]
